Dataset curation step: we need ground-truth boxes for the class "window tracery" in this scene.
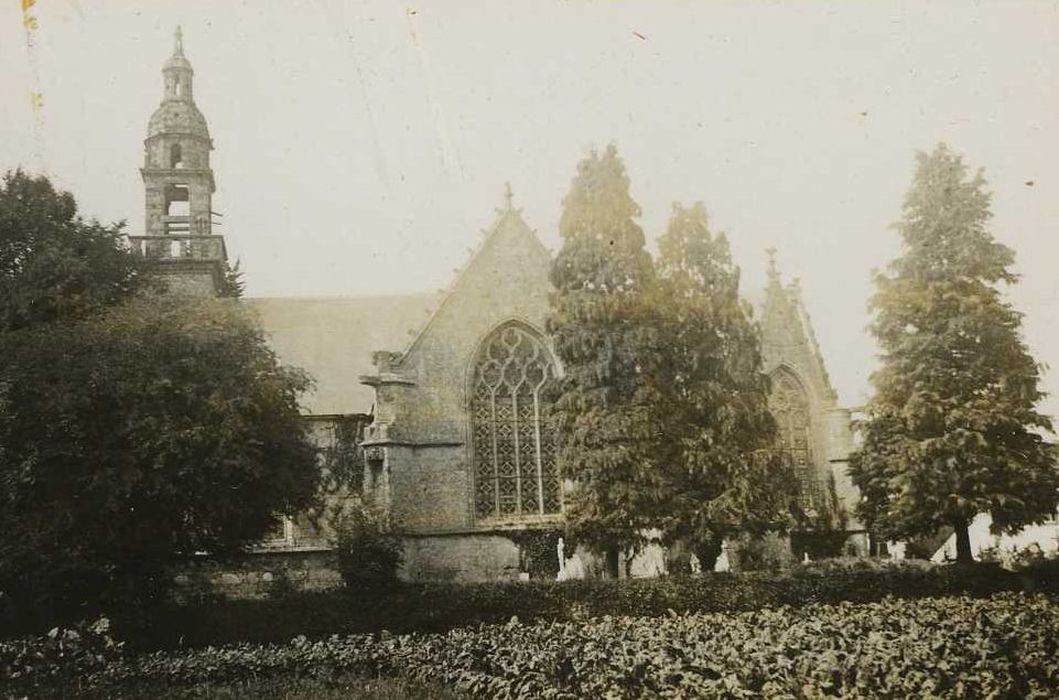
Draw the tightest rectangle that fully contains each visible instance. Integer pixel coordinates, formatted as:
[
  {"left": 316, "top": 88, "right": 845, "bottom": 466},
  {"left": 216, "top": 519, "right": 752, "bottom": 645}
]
[
  {"left": 769, "top": 369, "right": 818, "bottom": 510},
  {"left": 471, "top": 324, "right": 560, "bottom": 520}
]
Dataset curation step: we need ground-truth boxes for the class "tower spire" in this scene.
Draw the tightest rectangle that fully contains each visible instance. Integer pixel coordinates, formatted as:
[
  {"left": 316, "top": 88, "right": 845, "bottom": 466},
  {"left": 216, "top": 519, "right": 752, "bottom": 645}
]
[
  {"left": 503, "top": 181, "right": 514, "bottom": 210},
  {"left": 131, "top": 27, "right": 227, "bottom": 296}
]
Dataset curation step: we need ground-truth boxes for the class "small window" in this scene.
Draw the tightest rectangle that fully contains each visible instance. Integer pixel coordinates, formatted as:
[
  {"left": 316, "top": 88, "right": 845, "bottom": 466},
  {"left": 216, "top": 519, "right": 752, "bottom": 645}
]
[
  {"left": 170, "top": 143, "right": 183, "bottom": 169},
  {"left": 175, "top": 76, "right": 182, "bottom": 98}
]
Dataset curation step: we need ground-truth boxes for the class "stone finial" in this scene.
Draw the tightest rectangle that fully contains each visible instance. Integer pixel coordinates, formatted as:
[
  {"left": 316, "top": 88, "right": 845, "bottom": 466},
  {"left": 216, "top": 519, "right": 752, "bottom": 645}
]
[
  {"left": 503, "top": 181, "right": 514, "bottom": 210},
  {"left": 766, "top": 246, "right": 780, "bottom": 283},
  {"left": 174, "top": 25, "right": 184, "bottom": 56}
]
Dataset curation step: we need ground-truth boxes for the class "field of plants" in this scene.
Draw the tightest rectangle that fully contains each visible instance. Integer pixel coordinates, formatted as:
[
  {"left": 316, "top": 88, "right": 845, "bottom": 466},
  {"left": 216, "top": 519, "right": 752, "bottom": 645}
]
[{"left": 7, "top": 591, "right": 1057, "bottom": 698}]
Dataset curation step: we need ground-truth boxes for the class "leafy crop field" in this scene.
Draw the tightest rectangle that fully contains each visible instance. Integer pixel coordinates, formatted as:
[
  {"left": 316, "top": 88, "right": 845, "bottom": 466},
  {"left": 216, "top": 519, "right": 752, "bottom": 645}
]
[{"left": 8, "top": 592, "right": 1059, "bottom": 698}]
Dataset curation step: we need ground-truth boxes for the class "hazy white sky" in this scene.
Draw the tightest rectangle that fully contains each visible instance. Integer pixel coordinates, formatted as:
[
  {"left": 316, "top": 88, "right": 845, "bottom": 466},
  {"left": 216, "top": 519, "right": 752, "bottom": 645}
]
[{"left": 3, "top": 1, "right": 1059, "bottom": 419}]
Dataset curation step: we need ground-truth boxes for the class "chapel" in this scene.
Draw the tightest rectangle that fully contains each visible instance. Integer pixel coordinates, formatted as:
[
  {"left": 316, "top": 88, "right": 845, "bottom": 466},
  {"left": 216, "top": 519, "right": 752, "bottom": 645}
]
[{"left": 134, "top": 29, "right": 863, "bottom": 583}]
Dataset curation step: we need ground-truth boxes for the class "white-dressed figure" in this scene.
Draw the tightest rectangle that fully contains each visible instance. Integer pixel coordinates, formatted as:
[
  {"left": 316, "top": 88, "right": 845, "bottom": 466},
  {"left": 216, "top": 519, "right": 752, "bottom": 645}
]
[
  {"left": 556, "top": 536, "right": 567, "bottom": 581},
  {"left": 714, "top": 544, "right": 731, "bottom": 573}
]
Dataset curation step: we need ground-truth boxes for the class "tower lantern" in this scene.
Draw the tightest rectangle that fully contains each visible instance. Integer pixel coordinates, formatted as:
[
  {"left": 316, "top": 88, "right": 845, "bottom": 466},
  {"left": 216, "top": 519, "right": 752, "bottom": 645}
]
[{"left": 131, "top": 26, "right": 228, "bottom": 295}]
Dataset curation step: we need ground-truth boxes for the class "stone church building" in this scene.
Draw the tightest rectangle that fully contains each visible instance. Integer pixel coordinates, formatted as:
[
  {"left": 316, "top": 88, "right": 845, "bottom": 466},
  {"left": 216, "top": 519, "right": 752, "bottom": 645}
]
[{"left": 135, "top": 31, "right": 862, "bottom": 586}]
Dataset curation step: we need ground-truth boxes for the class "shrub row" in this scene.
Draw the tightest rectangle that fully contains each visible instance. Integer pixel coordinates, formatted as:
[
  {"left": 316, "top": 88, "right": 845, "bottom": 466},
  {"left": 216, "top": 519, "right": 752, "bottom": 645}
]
[
  {"left": 116, "top": 559, "right": 1053, "bottom": 650},
  {"left": 38, "top": 592, "right": 1059, "bottom": 698},
  {"left": 1, "top": 617, "right": 122, "bottom": 692}
]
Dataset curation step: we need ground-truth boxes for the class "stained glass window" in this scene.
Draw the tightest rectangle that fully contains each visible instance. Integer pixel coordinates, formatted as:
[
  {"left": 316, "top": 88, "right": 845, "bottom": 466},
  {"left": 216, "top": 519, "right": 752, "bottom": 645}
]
[
  {"left": 471, "top": 324, "right": 560, "bottom": 520},
  {"left": 769, "top": 369, "right": 818, "bottom": 510}
]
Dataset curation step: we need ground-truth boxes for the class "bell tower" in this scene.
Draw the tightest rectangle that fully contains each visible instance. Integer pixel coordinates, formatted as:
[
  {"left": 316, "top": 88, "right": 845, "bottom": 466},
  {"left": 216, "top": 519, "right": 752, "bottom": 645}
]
[{"left": 130, "top": 26, "right": 228, "bottom": 295}]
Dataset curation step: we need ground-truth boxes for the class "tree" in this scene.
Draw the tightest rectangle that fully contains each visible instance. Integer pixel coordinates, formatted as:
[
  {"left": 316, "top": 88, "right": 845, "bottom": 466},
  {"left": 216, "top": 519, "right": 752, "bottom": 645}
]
[
  {"left": 652, "top": 203, "right": 795, "bottom": 564},
  {"left": 849, "top": 144, "right": 1059, "bottom": 563},
  {"left": 0, "top": 173, "right": 319, "bottom": 623},
  {"left": 0, "top": 170, "right": 146, "bottom": 332},
  {"left": 547, "top": 145, "right": 662, "bottom": 575},
  {"left": 218, "top": 259, "right": 246, "bottom": 298},
  {"left": 0, "top": 295, "right": 320, "bottom": 619}
]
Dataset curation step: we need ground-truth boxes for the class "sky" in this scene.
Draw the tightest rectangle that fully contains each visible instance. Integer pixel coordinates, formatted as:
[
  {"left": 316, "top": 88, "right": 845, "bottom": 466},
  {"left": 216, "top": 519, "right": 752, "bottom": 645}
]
[{"left": 3, "top": 0, "right": 1059, "bottom": 420}]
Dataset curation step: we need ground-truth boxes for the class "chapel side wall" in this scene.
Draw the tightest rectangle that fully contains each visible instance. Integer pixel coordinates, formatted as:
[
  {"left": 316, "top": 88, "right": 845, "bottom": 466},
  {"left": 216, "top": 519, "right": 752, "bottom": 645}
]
[{"left": 385, "top": 445, "right": 470, "bottom": 531}]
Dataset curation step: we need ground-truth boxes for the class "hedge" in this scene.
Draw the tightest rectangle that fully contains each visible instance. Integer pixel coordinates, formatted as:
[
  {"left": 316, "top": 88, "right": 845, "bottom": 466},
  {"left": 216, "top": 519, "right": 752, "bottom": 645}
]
[{"left": 107, "top": 559, "right": 1056, "bottom": 651}]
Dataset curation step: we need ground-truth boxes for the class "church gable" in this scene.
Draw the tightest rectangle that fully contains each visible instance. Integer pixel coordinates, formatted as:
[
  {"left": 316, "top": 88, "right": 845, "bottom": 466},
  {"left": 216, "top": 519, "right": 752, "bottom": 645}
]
[
  {"left": 759, "top": 258, "right": 837, "bottom": 409},
  {"left": 757, "top": 254, "right": 855, "bottom": 522},
  {"left": 359, "top": 201, "right": 557, "bottom": 534},
  {"left": 365, "top": 202, "right": 554, "bottom": 447}
]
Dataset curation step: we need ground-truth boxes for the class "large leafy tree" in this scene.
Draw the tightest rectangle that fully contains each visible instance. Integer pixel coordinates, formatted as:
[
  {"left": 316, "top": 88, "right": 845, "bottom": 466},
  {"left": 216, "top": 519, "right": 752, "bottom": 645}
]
[
  {"left": 0, "top": 170, "right": 147, "bottom": 331},
  {"left": 0, "top": 172, "right": 319, "bottom": 623},
  {"left": 547, "top": 145, "right": 662, "bottom": 574},
  {"left": 652, "top": 203, "right": 795, "bottom": 564},
  {"left": 849, "top": 144, "right": 1058, "bottom": 563}
]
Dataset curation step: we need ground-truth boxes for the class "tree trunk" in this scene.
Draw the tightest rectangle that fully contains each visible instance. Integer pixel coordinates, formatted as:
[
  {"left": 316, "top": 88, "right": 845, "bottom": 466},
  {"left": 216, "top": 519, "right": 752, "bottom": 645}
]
[
  {"left": 605, "top": 546, "right": 620, "bottom": 579},
  {"left": 954, "top": 521, "right": 974, "bottom": 563},
  {"left": 695, "top": 537, "right": 723, "bottom": 572}
]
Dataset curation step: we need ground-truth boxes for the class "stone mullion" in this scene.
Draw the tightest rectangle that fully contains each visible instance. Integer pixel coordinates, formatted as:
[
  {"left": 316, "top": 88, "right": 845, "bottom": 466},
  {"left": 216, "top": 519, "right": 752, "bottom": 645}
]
[
  {"left": 490, "top": 387, "right": 501, "bottom": 517},
  {"left": 532, "top": 386, "right": 545, "bottom": 515},
  {"left": 511, "top": 389, "right": 522, "bottom": 516}
]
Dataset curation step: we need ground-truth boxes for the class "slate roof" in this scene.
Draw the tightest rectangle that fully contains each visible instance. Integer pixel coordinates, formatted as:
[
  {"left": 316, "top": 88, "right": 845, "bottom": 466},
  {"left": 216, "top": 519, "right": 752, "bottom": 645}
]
[{"left": 244, "top": 294, "right": 435, "bottom": 416}]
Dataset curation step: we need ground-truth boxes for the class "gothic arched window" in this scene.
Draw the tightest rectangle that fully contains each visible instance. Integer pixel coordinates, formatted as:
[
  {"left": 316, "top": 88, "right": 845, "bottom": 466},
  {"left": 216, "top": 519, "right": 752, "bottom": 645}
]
[
  {"left": 471, "top": 324, "right": 560, "bottom": 520},
  {"left": 769, "top": 369, "right": 817, "bottom": 509}
]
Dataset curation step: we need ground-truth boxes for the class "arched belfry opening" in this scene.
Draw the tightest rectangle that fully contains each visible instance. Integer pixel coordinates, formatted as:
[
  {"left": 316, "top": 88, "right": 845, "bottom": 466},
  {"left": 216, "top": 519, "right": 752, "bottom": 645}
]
[{"left": 470, "top": 323, "right": 561, "bottom": 520}]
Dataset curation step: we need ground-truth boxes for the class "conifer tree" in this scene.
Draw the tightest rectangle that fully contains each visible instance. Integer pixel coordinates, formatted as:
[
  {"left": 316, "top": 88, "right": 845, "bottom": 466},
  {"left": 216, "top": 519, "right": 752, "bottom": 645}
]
[
  {"left": 653, "top": 203, "right": 793, "bottom": 563},
  {"left": 547, "top": 145, "right": 662, "bottom": 575},
  {"left": 849, "top": 144, "right": 1058, "bottom": 563}
]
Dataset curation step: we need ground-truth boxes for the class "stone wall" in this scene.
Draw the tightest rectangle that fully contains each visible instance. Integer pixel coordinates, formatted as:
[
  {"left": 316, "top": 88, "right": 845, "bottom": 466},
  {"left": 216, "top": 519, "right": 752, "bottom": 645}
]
[
  {"left": 170, "top": 550, "right": 342, "bottom": 602},
  {"left": 400, "top": 533, "right": 522, "bottom": 583},
  {"left": 156, "top": 264, "right": 220, "bottom": 296}
]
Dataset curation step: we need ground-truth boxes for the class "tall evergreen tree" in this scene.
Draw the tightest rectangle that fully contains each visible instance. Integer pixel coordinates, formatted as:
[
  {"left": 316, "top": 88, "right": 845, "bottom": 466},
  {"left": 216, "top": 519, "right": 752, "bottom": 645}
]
[
  {"left": 849, "top": 144, "right": 1058, "bottom": 563},
  {"left": 652, "top": 203, "right": 793, "bottom": 564},
  {"left": 547, "top": 145, "right": 662, "bottom": 574}
]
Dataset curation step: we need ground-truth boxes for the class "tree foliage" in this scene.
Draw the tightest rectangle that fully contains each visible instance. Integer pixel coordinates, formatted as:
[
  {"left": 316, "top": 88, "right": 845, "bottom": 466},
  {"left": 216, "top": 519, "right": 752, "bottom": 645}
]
[
  {"left": 652, "top": 203, "right": 795, "bottom": 550},
  {"left": 546, "top": 145, "right": 662, "bottom": 559},
  {"left": 330, "top": 498, "right": 403, "bottom": 595},
  {"left": 0, "top": 170, "right": 147, "bottom": 332},
  {"left": 0, "top": 173, "right": 320, "bottom": 622},
  {"left": 849, "top": 144, "right": 1059, "bottom": 562},
  {"left": 0, "top": 296, "right": 320, "bottom": 617},
  {"left": 218, "top": 259, "right": 246, "bottom": 298}
]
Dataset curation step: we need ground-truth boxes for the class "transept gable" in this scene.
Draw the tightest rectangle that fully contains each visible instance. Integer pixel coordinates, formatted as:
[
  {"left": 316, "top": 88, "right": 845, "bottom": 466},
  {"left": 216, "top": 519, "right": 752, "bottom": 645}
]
[{"left": 759, "top": 253, "right": 838, "bottom": 409}]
